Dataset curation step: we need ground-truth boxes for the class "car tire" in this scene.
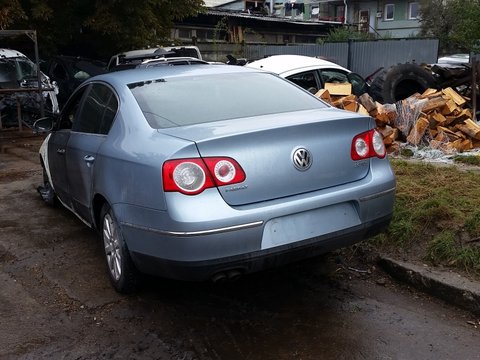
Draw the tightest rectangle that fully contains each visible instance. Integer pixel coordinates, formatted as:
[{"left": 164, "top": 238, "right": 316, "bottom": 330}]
[
  {"left": 100, "top": 204, "right": 138, "bottom": 293},
  {"left": 369, "top": 63, "right": 438, "bottom": 104}
]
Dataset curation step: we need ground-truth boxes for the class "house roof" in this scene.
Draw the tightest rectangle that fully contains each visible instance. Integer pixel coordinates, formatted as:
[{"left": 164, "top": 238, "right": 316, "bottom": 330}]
[
  {"left": 207, "top": 9, "right": 342, "bottom": 26},
  {"left": 203, "top": 0, "right": 239, "bottom": 7}
]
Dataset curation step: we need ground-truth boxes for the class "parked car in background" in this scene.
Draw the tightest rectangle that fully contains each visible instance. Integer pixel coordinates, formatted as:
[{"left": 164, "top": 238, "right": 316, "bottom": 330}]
[
  {"left": 0, "top": 48, "right": 58, "bottom": 127},
  {"left": 110, "top": 56, "right": 208, "bottom": 72},
  {"left": 107, "top": 46, "right": 202, "bottom": 71},
  {"left": 437, "top": 54, "right": 470, "bottom": 64},
  {"left": 43, "top": 55, "right": 106, "bottom": 108},
  {"left": 35, "top": 65, "right": 395, "bottom": 293},
  {"left": 246, "top": 54, "right": 370, "bottom": 97}
]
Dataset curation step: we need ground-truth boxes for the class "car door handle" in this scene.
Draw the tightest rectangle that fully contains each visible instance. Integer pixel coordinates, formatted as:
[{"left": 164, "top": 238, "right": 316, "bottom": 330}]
[
  {"left": 84, "top": 155, "right": 95, "bottom": 167},
  {"left": 57, "top": 148, "right": 66, "bottom": 155}
]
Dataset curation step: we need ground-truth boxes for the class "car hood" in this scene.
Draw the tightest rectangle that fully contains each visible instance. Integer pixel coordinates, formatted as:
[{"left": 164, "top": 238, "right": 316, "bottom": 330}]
[{"left": 159, "top": 108, "right": 373, "bottom": 206}]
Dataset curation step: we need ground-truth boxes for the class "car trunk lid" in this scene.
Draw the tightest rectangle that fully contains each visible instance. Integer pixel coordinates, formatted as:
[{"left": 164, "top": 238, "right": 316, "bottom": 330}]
[{"left": 160, "top": 108, "right": 373, "bottom": 206}]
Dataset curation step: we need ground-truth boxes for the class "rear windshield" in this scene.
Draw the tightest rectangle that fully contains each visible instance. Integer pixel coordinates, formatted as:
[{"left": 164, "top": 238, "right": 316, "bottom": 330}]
[{"left": 129, "top": 72, "right": 327, "bottom": 129}]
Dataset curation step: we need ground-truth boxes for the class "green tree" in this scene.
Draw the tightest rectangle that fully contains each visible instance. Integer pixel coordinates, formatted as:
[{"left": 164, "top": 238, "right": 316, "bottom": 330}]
[
  {"left": 419, "top": 0, "right": 480, "bottom": 54},
  {"left": 4, "top": 0, "right": 205, "bottom": 58},
  {"left": 0, "top": 0, "right": 26, "bottom": 30}
]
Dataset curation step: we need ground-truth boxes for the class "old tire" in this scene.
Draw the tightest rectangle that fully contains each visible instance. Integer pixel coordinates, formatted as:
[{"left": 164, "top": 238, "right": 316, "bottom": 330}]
[
  {"left": 369, "top": 63, "right": 438, "bottom": 104},
  {"left": 101, "top": 204, "right": 138, "bottom": 293}
]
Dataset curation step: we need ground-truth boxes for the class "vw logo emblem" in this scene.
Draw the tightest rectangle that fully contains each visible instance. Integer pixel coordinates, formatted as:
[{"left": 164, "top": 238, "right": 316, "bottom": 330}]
[{"left": 292, "top": 148, "right": 312, "bottom": 171}]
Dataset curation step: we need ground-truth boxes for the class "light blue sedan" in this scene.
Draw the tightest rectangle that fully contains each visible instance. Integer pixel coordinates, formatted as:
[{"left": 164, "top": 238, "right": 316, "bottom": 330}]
[{"left": 35, "top": 65, "right": 395, "bottom": 293}]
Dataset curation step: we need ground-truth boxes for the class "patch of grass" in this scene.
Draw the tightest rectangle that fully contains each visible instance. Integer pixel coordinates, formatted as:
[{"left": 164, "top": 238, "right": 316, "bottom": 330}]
[
  {"left": 456, "top": 247, "right": 480, "bottom": 273},
  {"left": 464, "top": 211, "right": 480, "bottom": 237},
  {"left": 426, "top": 231, "right": 457, "bottom": 263},
  {"left": 382, "top": 159, "right": 480, "bottom": 275},
  {"left": 453, "top": 155, "right": 480, "bottom": 166},
  {"left": 400, "top": 148, "right": 414, "bottom": 157}
]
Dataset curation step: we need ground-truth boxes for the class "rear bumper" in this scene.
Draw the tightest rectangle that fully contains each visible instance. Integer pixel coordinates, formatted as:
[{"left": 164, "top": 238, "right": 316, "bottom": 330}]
[{"left": 129, "top": 214, "right": 391, "bottom": 281}]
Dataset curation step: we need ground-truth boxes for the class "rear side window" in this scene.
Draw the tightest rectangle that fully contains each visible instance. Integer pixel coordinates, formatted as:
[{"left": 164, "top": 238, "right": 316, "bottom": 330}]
[
  {"left": 72, "top": 83, "right": 118, "bottom": 134},
  {"left": 129, "top": 72, "right": 327, "bottom": 129}
]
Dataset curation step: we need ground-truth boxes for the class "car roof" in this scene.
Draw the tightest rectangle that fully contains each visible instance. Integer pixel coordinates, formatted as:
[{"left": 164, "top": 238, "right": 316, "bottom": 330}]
[
  {"left": 246, "top": 55, "right": 349, "bottom": 75},
  {"left": 0, "top": 48, "right": 28, "bottom": 59},
  {"left": 92, "top": 64, "right": 264, "bottom": 86}
]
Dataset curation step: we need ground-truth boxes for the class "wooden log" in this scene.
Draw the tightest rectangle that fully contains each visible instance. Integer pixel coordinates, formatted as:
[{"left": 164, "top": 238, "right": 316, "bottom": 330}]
[
  {"left": 356, "top": 103, "right": 369, "bottom": 115},
  {"left": 342, "top": 99, "right": 358, "bottom": 112},
  {"left": 382, "top": 128, "right": 399, "bottom": 146},
  {"left": 375, "top": 103, "right": 397, "bottom": 125},
  {"left": 357, "top": 93, "right": 377, "bottom": 112},
  {"left": 406, "top": 116, "right": 430, "bottom": 145},
  {"left": 437, "top": 126, "right": 462, "bottom": 141},
  {"left": 421, "top": 96, "right": 447, "bottom": 113},
  {"left": 442, "top": 87, "right": 467, "bottom": 106},
  {"left": 431, "top": 111, "right": 447, "bottom": 125},
  {"left": 442, "top": 99, "right": 458, "bottom": 115},
  {"left": 421, "top": 88, "right": 441, "bottom": 98},
  {"left": 446, "top": 139, "right": 465, "bottom": 152},
  {"left": 332, "top": 94, "right": 355, "bottom": 108},
  {"left": 315, "top": 88, "right": 332, "bottom": 103},
  {"left": 378, "top": 125, "right": 394, "bottom": 138},
  {"left": 455, "top": 119, "right": 480, "bottom": 140},
  {"left": 461, "top": 139, "right": 474, "bottom": 151}
]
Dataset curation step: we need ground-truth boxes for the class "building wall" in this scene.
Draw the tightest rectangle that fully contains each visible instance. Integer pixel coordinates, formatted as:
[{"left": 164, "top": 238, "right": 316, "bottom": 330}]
[{"left": 347, "top": 0, "right": 421, "bottom": 38}]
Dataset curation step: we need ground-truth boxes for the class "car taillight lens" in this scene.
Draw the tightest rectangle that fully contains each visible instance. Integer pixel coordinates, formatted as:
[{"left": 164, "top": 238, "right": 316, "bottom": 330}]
[
  {"left": 163, "top": 157, "right": 246, "bottom": 195},
  {"left": 351, "top": 129, "right": 386, "bottom": 160}
]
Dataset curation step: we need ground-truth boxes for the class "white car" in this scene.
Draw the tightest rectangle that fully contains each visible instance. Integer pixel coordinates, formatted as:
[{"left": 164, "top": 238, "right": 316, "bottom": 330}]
[
  {"left": 246, "top": 54, "right": 370, "bottom": 96},
  {"left": 0, "top": 48, "right": 59, "bottom": 126}
]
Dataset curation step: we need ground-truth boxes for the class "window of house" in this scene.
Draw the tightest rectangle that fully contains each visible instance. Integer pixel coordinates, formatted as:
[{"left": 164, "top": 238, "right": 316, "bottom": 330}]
[
  {"left": 409, "top": 2, "right": 419, "bottom": 19},
  {"left": 178, "top": 29, "right": 191, "bottom": 39},
  {"left": 384, "top": 4, "right": 394, "bottom": 21}
]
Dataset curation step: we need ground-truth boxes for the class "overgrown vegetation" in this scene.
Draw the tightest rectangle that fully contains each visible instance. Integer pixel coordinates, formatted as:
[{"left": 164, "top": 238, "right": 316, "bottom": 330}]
[
  {"left": 0, "top": 0, "right": 205, "bottom": 58},
  {"left": 453, "top": 155, "right": 480, "bottom": 166},
  {"left": 377, "top": 159, "right": 480, "bottom": 276},
  {"left": 419, "top": 0, "right": 480, "bottom": 54},
  {"left": 318, "top": 27, "right": 377, "bottom": 43}
]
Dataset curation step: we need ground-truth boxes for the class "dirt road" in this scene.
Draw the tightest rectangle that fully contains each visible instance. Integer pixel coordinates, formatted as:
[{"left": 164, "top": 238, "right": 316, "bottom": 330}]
[{"left": 1, "top": 131, "right": 479, "bottom": 360}]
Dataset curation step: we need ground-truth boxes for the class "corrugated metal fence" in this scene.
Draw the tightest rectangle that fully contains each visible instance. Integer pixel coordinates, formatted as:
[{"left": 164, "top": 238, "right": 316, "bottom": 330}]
[{"left": 243, "top": 39, "right": 439, "bottom": 78}]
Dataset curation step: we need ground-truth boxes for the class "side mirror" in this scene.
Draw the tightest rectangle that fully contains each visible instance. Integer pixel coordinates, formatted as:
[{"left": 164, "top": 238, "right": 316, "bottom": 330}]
[{"left": 33, "top": 117, "right": 54, "bottom": 133}]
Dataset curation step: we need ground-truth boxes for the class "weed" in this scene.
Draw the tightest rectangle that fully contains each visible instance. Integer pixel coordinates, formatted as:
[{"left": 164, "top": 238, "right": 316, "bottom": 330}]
[
  {"left": 464, "top": 211, "right": 480, "bottom": 237},
  {"left": 383, "top": 159, "right": 480, "bottom": 275},
  {"left": 453, "top": 155, "right": 480, "bottom": 166},
  {"left": 426, "top": 231, "right": 457, "bottom": 263}
]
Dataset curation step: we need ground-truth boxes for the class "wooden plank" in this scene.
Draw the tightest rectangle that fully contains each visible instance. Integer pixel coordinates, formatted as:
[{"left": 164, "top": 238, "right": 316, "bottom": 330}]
[{"left": 324, "top": 82, "right": 352, "bottom": 96}]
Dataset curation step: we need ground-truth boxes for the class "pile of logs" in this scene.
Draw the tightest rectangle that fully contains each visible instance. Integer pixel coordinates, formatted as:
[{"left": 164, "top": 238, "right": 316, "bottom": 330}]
[{"left": 316, "top": 83, "right": 479, "bottom": 154}]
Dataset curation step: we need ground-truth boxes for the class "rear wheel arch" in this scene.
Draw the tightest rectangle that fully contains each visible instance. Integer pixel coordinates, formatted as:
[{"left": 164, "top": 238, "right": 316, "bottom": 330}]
[
  {"left": 100, "top": 202, "right": 138, "bottom": 293},
  {"left": 92, "top": 194, "right": 108, "bottom": 231}
]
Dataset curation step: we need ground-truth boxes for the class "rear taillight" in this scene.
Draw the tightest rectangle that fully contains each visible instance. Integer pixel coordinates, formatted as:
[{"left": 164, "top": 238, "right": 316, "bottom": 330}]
[
  {"left": 351, "top": 129, "right": 386, "bottom": 160},
  {"left": 163, "top": 157, "right": 246, "bottom": 195}
]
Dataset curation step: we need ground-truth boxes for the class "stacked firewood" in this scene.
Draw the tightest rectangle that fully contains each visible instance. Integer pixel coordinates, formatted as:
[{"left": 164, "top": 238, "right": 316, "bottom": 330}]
[{"left": 316, "top": 83, "right": 479, "bottom": 154}]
